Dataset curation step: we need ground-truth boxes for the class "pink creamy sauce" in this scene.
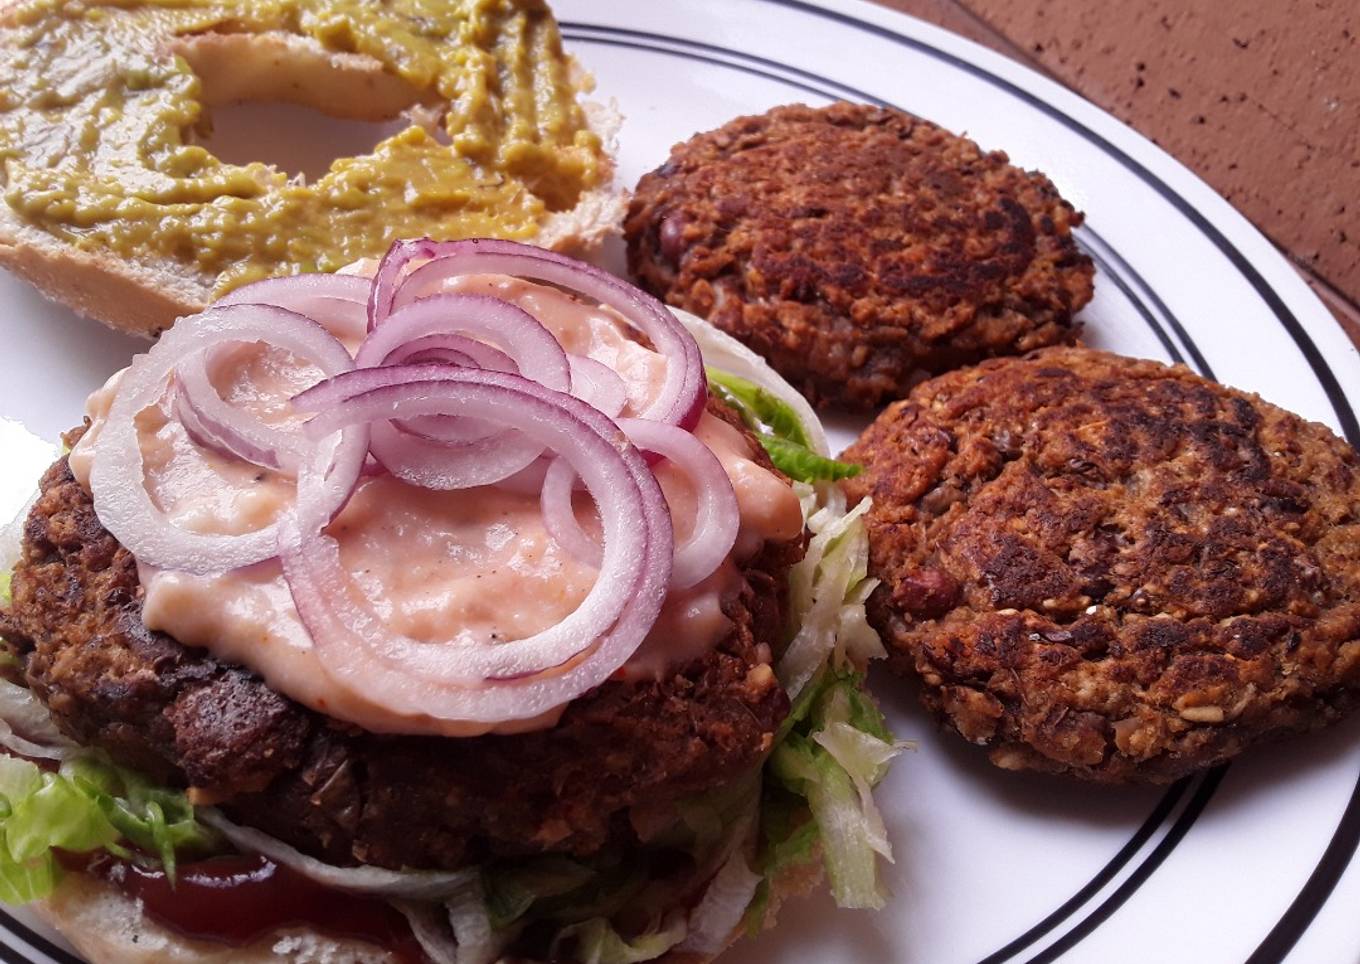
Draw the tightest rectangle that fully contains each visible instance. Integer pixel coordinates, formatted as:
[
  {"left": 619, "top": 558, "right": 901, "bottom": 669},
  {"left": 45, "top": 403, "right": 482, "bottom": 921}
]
[{"left": 68, "top": 277, "right": 804, "bottom": 737}]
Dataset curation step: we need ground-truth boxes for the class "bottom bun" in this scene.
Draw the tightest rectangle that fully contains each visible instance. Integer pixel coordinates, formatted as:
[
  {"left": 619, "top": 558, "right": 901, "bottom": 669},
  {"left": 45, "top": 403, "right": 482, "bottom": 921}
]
[
  {"left": 32, "top": 872, "right": 398, "bottom": 963},
  {"left": 33, "top": 850, "right": 824, "bottom": 963}
]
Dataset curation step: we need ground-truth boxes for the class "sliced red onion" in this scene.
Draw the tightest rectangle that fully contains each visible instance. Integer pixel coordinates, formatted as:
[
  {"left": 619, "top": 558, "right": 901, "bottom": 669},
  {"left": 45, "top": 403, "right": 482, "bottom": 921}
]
[
  {"left": 491, "top": 456, "right": 550, "bottom": 495},
  {"left": 89, "top": 304, "right": 367, "bottom": 574},
  {"left": 295, "top": 366, "right": 546, "bottom": 490},
  {"left": 280, "top": 369, "right": 673, "bottom": 724},
  {"left": 355, "top": 293, "right": 571, "bottom": 466},
  {"left": 357, "top": 293, "right": 569, "bottom": 391},
  {"left": 393, "top": 346, "right": 478, "bottom": 369},
  {"left": 218, "top": 274, "right": 371, "bottom": 340},
  {"left": 542, "top": 418, "right": 740, "bottom": 590},
  {"left": 540, "top": 457, "right": 601, "bottom": 566},
  {"left": 384, "top": 335, "right": 519, "bottom": 444},
  {"left": 568, "top": 354, "right": 627, "bottom": 418},
  {"left": 368, "top": 237, "right": 428, "bottom": 331},
  {"left": 384, "top": 334, "right": 518, "bottom": 373},
  {"left": 371, "top": 238, "right": 706, "bottom": 428},
  {"left": 490, "top": 358, "right": 623, "bottom": 490},
  {"left": 172, "top": 322, "right": 354, "bottom": 474}
]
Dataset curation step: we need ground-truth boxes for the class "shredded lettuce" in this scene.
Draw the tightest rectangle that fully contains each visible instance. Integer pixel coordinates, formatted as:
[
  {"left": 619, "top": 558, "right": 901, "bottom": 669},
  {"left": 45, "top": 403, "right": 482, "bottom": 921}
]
[
  {"left": 484, "top": 856, "right": 596, "bottom": 930},
  {"left": 780, "top": 494, "right": 885, "bottom": 699},
  {"left": 748, "top": 492, "right": 903, "bottom": 922},
  {"left": 707, "top": 370, "right": 861, "bottom": 482},
  {"left": 551, "top": 914, "right": 688, "bottom": 964},
  {"left": 762, "top": 666, "right": 903, "bottom": 912},
  {"left": 0, "top": 750, "right": 219, "bottom": 904}
]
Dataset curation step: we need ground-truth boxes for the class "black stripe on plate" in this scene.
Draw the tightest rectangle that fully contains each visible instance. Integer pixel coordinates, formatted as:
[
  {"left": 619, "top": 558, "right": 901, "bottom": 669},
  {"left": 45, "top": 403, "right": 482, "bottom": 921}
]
[
  {"left": 0, "top": 938, "right": 36, "bottom": 964},
  {"left": 0, "top": 905, "right": 82, "bottom": 964},
  {"left": 1075, "top": 236, "right": 1184, "bottom": 367},
  {"left": 976, "top": 776, "right": 1191, "bottom": 964},
  {"left": 1246, "top": 774, "right": 1360, "bottom": 962},
  {"left": 1078, "top": 228, "right": 1213, "bottom": 379},
  {"left": 1024, "top": 767, "right": 1228, "bottom": 964},
  {"left": 559, "top": 23, "right": 1222, "bottom": 963}
]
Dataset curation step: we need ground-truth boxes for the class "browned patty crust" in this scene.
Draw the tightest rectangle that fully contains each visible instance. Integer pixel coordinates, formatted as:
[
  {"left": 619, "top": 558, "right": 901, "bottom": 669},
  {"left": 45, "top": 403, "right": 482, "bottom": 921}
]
[
  {"left": 625, "top": 102, "right": 1095, "bottom": 411},
  {"left": 842, "top": 347, "right": 1360, "bottom": 783},
  {"left": 0, "top": 400, "right": 803, "bottom": 870}
]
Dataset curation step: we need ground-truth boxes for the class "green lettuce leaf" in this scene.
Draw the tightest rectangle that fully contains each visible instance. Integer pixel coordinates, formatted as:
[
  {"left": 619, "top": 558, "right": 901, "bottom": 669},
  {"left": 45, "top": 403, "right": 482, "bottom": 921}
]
[
  {"left": 63, "top": 753, "right": 220, "bottom": 880},
  {"left": 484, "top": 856, "right": 596, "bottom": 930},
  {"left": 707, "top": 370, "right": 861, "bottom": 483},
  {"left": 0, "top": 750, "right": 220, "bottom": 905},
  {"left": 757, "top": 436, "right": 863, "bottom": 483},
  {"left": 757, "top": 664, "right": 904, "bottom": 913},
  {"left": 551, "top": 914, "right": 688, "bottom": 964},
  {"left": 780, "top": 495, "right": 885, "bottom": 700}
]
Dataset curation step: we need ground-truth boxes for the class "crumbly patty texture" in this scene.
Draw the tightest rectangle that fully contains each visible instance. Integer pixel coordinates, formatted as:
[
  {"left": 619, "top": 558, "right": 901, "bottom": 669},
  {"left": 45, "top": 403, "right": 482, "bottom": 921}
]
[
  {"left": 842, "top": 347, "right": 1360, "bottom": 782},
  {"left": 0, "top": 401, "right": 801, "bottom": 870},
  {"left": 625, "top": 102, "right": 1095, "bottom": 411}
]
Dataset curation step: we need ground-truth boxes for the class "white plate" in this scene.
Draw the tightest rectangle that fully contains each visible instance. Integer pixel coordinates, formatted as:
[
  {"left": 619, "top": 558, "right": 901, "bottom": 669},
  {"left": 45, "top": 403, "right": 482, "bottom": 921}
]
[{"left": 2, "top": 1, "right": 1358, "bottom": 962}]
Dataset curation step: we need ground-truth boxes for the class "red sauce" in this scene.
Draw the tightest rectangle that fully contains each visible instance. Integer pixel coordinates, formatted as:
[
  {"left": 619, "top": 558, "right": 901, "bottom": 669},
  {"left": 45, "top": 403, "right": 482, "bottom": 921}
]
[{"left": 60, "top": 851, "right": 430, "bottom": 963}]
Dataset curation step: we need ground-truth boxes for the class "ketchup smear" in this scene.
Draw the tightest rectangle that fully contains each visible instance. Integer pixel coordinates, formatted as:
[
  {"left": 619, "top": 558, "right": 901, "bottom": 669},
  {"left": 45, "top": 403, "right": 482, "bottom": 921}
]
[{"left": 61, "top": 851, "right": 429, "bottom": 963}]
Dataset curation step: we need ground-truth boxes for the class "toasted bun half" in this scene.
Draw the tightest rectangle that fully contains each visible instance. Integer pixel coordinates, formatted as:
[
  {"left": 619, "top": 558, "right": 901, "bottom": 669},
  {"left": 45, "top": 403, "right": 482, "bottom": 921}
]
[
  {"left": 31, "top": 853, "right": 823, "bottom": 964},
  {"left": 0, "top": 21, "right": 626, "bottom": 340}
]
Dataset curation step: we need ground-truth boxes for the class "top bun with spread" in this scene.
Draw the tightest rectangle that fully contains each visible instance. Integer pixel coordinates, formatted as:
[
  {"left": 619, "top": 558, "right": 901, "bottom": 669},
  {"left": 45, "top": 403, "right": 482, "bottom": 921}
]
[{"left": 0, "top": 0, "right": 624, "bottom": 337}]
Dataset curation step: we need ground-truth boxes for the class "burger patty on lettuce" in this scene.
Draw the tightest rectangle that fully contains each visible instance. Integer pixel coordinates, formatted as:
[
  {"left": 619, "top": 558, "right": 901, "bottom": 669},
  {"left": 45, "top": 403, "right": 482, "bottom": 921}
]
[{"left": 1, "top": 397, "right": 804, "bottom": 872}]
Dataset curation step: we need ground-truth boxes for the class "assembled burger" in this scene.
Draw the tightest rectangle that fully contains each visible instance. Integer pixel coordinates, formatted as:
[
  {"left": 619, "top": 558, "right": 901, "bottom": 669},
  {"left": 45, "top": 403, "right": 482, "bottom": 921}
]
[{"left": 0, "top": 240, "right": 897, "bottom": 962}]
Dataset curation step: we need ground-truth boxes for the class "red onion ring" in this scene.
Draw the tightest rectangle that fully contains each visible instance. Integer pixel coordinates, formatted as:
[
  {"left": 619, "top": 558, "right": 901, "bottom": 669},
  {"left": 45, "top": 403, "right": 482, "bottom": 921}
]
[
  {"left": 294, "top": 365, "right": 547, "bottom": 489},
  {"left": 490, "top": 357, "right": 625, "bottom": 492},
  {"left": 383, "top": 335, "right": 519, "bottom": 444},
  {"left": 492, "top": 457, "right": 552, "bottom": 495},
  {"left": 280, "top": 368, "right": 673, "bottom": 723},
  {"left": 218, "top": 274, "right": 371, "bottom": 340},
  {"left": 568, "top": 354, "right": 627, "bottom": 418},
  {"left": 90, "top": 304, "right": 367, "bottom": 574},
  {"left": 356, "top": 293, "right": 569, "bottom": 390},
  {"left": 369, "top": 238, "right": 706, "bottom": 429},
  {"left": 348, "top": 294, "right": 573, "bottom": 483},
  {"left": 172, "top": 325, "right": 354, "bottom": 474},
  {"left": 541, "top": 418, "right": 740, "bottom": 590},
  {"left": 384, "top": 335, "right": 518, "bottom": 373}
]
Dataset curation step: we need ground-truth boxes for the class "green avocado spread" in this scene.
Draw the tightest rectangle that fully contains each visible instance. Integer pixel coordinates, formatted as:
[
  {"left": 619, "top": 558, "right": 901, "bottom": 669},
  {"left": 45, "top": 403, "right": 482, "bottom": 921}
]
[{"left": 0, "top": 0, "right": 606, "bottom": 291}]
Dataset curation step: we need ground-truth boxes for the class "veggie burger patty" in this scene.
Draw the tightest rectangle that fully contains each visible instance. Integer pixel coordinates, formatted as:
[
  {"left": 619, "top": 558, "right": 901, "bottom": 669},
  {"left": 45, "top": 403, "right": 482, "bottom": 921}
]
[
  {"left": 1, "top": 397, "right": 804, "bottom": 872},
  {"left": 843, "top": 347, "right": 1360, "bottom": 782},
  {"left": 625, "top": 102, "right": 1095, "bottom": 411}
]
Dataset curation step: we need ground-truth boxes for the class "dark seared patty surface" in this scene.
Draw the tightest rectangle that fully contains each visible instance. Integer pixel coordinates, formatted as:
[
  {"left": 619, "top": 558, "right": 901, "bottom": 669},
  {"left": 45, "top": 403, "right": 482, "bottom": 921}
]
[
  {"left": 625, "top": 102, "right": 1095, "bottom": 411},
  {"left": 842, "top": 347, "right": 1360, "bottom": 783},
  {"left": 0, "top": 400, "right": 801, "bottom": 870}
]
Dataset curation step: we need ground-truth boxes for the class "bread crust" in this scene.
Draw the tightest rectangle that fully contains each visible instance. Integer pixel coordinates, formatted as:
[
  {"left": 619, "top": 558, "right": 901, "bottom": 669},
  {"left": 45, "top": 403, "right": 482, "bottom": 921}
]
[
  {"left": 0, "top": 23, "right": 626, "bottom": 340},
  {"left": 32, "top": 872, "right": 400, "bottom": 963}
]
